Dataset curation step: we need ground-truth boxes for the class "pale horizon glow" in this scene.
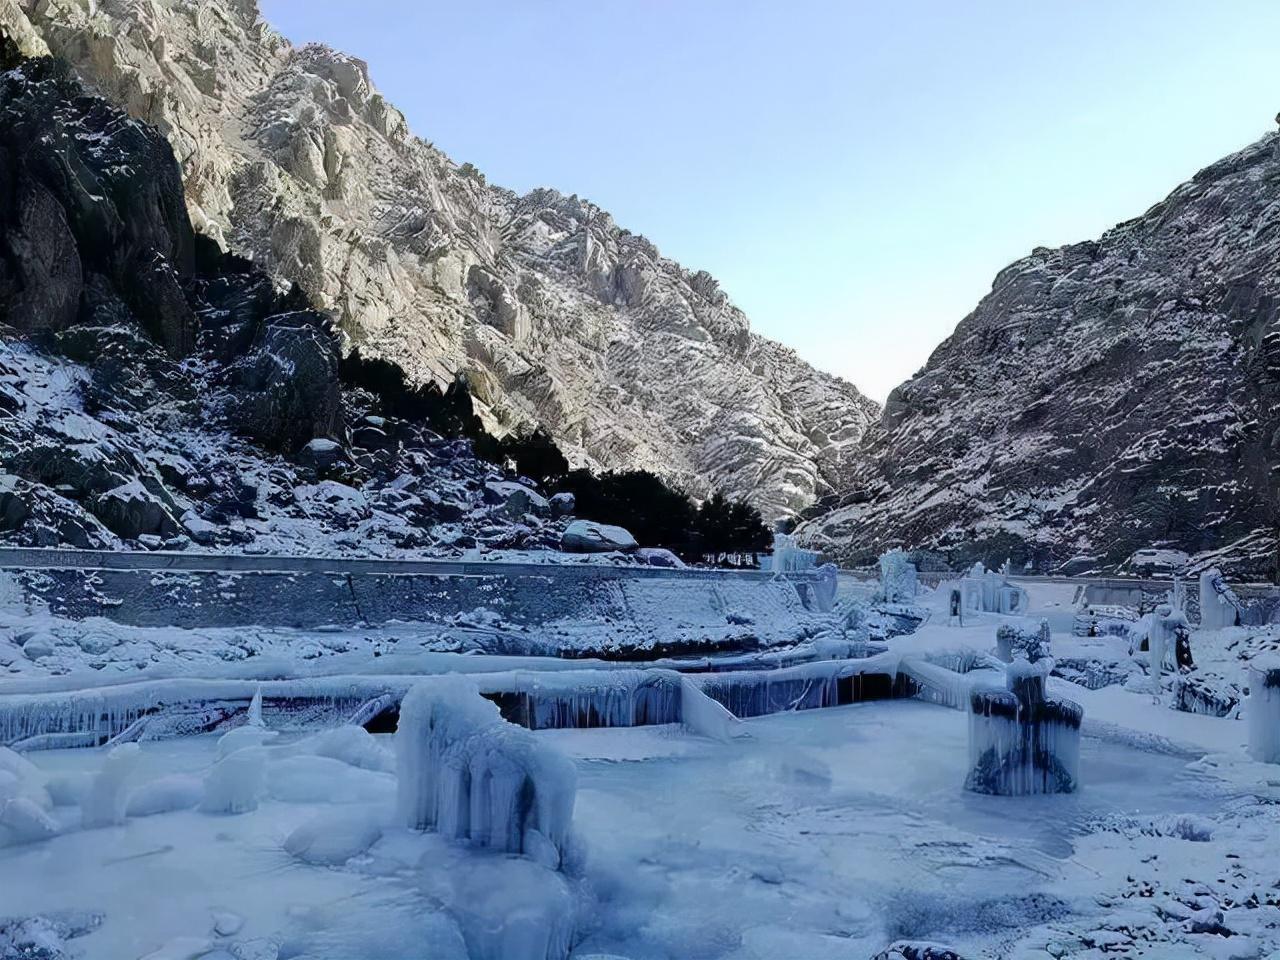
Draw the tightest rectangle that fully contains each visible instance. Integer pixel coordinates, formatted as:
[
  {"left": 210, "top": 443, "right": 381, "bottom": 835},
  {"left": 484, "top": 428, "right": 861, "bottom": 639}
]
[{"left": 261, "top": 0, "right": 1280, "bottom": 402}]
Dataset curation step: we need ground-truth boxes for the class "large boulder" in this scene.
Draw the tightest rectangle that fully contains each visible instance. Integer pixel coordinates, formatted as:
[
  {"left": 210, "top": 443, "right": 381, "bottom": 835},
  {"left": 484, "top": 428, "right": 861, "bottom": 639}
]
[
  {"left": 90, "top": 479, "right": 179, "bottom": 540},
  {"left": 484, "top": 480, "right": 548, "bottom": 520},
  {"left": 561, "top": 519, "right": 638, "bottom": 553},
  {"left": 297, "top": 437, "right": 351, "bottom": 475},
  {"left": 224, "top": 311, "right": 341, "bottom": 450}
]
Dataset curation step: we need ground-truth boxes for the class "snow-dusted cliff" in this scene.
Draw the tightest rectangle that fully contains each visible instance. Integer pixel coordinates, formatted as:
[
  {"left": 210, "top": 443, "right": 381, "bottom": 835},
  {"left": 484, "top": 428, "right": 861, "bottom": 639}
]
[
  {"left": 799, "top": 134, "right": 1280, "bottom": 577},
  {"left": 6, "top": 0, "right": 877, "bottom": 519}
]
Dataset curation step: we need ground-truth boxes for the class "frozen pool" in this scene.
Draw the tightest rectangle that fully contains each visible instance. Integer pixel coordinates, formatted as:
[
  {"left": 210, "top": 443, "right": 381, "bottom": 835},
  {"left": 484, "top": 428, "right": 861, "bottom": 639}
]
[{"left": 1, "top": 699, "right": 1234, "bottom": 959}]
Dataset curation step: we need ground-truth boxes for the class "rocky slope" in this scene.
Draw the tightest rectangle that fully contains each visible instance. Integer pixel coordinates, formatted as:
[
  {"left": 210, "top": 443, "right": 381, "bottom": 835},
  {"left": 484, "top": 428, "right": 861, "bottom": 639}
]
[
  {"left": 0, "top": 47, "right": 574, "bottom": 558},
  {"left": 4, "top": 0, "right": 878, "bottom": 519},
  {"left": 800, "top": 134, "right": 1280, "bottom": 578}
]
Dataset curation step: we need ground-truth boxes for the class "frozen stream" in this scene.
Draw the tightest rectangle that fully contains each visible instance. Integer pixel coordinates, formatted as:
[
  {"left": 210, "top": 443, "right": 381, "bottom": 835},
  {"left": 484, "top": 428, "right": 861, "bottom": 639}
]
[{"left": 1, "top": 698, "right": 1235, "bottom": 960}]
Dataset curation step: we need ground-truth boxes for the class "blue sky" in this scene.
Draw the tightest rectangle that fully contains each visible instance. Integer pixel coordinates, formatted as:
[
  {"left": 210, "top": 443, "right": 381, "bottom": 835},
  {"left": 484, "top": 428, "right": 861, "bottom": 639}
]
[{"left": 261, "top": 1, "right": 1280, "bottom": 401}]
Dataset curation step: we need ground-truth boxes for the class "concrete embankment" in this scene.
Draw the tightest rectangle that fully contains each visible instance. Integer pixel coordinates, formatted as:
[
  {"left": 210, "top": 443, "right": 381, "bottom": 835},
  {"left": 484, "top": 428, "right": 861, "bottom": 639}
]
[{"left": 0, "top": 548, "right": 836, "bottom": 641}]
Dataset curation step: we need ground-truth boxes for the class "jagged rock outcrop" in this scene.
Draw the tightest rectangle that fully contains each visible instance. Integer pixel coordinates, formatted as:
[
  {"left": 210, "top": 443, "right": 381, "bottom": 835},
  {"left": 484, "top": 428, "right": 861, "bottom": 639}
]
[
  {"left": 6, "top": 0, "right": 878, "bottom": 518},
  {"left": 800, "top": 134, "right": 1280, "bottom": 577},
  {"left": 0, "top": 50, "right": 570, "bottom": 557}
]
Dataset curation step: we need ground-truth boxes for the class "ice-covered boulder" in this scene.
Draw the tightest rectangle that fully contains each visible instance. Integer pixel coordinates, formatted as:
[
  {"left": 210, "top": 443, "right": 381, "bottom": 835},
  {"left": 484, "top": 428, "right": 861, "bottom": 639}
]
[
  {"left": 396, "top": 677, "right": 578, "bottom": 868},
  {"left": 0, "top": 796, "right": 58, "bottom": 846},
  {"left": 291, "top": 725, "right": 395, "bottom": 773},
  {"left": 549, "top": 492, "right": 575, "bottom": 518},
  {"left": 484, "top": 481, "right": 549, "bottom": 519},
  {"left": 634, "top": 547, "right": 684, "bottom": 568},
  {"left": 1171, "top": 673, "right": 1240, "bottom": 718},
  {"left": 126, "top": 774, "right": 204, "bottom": 817},
  {"left": 1, "top": 746, "right": 58, "bottom": 844},
  {"left": 297, "top": 437, "right": 350, "bottom": 474},
  {"left": 448, "top": 857, "right": 575, "bottom": 960},
  {"left": 560, "top": 519, "right": 638, "bottom": 554},
  {"left": 284, "top": 808, "right": 383, "bottom": 865},
  {"left": 871, "top": 944, "right": 964, "bottom": 960},
  {"left": 995, "top": 619, "right": 1050, "bottom": 663}
]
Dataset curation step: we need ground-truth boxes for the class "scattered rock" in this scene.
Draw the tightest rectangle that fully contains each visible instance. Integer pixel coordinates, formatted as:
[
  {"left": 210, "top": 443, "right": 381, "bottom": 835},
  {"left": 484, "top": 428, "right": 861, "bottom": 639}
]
[
  {"left": 561, "top": 519, "right": 638, "bottom": 553},
  {"left": 90, "top": 480, "right": 179, "bottom": 540}
]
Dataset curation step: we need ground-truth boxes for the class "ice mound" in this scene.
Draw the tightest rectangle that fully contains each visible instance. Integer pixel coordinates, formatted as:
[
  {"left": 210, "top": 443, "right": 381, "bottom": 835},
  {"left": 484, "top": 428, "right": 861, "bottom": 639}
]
[
  {"left": 449, "top": 856, "right": 575, "bottom": 960},
  {"left": 1, "top": 795, "right": 58, "bottom": 846},
  {"left": 284, "top": 808, "right": 384, "bottom": 864},
  {"left": 200, "top": 746, "right": 267, "bottom": 814},
  {"left": 215, "top": 725, "right": 279, "bottom": 759},
  {"left": 289, "top": 725, "right": 395, "bottom": 772},
  {"left": 126, "top": 774, "right": 204, "bottom": 817},
  {"left": 266, "top": 755, "right": 394, "bottom": 804},
  {"left": 0, "top": 745, "right": 52, "bottom": 813},
  {"left": 81, "top": 742, "right": 140, "bottom": 828},
  {"left": 396, "top": 676, "right": 577, "bottom": 869}
]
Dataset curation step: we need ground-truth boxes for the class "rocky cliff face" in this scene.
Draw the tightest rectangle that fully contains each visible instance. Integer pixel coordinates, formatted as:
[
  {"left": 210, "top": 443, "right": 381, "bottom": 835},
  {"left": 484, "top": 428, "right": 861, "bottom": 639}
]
[
  {"left": 799, "top": 135, "right": 1280, "bottom": 577},
  {"left": 6, "top": 0, "right": 878, "bottom": 519},
  {"left": 0, "top": 48, "right": 570, "bottom": 557}
]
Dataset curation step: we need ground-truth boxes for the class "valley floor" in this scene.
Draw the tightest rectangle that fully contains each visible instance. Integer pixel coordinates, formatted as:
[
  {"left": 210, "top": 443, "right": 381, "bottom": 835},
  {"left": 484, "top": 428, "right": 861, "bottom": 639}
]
[{"left": 2, "top": 579, "right": 1279, "bottom": 959}]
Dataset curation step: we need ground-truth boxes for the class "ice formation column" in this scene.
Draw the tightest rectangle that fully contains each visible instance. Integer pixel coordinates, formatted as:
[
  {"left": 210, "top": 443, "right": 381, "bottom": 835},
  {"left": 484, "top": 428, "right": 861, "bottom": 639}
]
[
  {"left": 396, "top": 677, "right": 578, "bottom": 869},
  {"left": 965, "top": 659, "right": 1083, "bottom": 795},
  {"left": 1247, "top": 656, "right": 1280, "bottom": 764}
]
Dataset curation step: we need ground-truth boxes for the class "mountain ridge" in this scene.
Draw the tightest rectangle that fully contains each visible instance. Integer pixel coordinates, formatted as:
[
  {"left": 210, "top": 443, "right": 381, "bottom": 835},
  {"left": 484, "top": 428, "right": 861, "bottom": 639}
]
[
  {"left": 798, "top": 131, "right": 1280, "bottom": 577},
  {"left": 5, "top": 0, "right": 879, "bottom": 519}
]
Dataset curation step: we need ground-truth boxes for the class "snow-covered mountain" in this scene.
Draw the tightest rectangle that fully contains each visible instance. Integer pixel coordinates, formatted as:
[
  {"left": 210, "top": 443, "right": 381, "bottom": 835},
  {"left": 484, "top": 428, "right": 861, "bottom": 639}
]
[
  {"left": 799, "top": 134, "right": 1280, "bottom": 577},
  {"left": 4, "top": 0, "right": 878, "bottom": 520},
  {"left": 0, "top": 47, "right": 572, "bottom": 558}
]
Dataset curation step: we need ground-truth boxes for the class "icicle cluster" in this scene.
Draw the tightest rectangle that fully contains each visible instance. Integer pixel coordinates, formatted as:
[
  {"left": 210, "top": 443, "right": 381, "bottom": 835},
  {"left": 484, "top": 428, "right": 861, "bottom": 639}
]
[
  {"left": 965, "top": 659, "right": 1082, "bottom": 796},
  {"left": 510, "top": 670, "right": 683, "bottom": 730},
  {"left": 396, "top": 677, "right": 577, "bottom": 869},
  {"left": 1247, "top": 657, "right": 1280, "bottom": 764},
  {"left": 695, "top": 655, "right": 905, "bottom": 718},
  {"left": 960, "top": 563, "right": 1029, "bottom": 615}
]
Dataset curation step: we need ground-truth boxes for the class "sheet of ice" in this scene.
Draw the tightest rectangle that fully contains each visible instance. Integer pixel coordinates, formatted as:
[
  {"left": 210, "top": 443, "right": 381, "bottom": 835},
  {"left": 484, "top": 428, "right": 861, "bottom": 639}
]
[{"left": 0, "top": 700, "right": 1274, "bottom": 959}]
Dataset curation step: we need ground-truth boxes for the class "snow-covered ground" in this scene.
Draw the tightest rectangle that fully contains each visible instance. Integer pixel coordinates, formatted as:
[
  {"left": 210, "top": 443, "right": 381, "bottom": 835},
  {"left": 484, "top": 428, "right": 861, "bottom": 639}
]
[{"left": 2, "top": 575, "right": 1279, "bottom": 959}]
